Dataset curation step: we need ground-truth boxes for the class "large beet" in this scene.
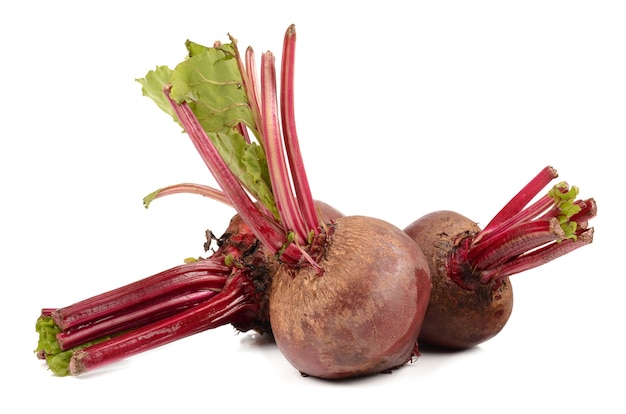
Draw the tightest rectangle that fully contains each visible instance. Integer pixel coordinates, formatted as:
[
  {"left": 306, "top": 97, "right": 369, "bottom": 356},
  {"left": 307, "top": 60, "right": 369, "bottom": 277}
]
[{"left": 269, "top": 215, "right": 432, "bottom": 379}]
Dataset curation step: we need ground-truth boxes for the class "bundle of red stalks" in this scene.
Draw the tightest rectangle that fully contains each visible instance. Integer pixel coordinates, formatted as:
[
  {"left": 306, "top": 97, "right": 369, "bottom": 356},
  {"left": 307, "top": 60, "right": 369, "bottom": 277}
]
[{"left": 35, "top": 25, "right": 597, "bottom": 379}]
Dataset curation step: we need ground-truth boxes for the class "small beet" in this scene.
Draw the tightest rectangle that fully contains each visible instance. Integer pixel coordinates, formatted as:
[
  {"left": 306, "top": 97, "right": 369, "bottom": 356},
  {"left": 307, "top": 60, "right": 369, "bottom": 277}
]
[
  {"left": 405, "top": 211, "right": 512, "bottom": 349},
  {"left": 404, "top": 166, "right": 596, "bottom": 350}
]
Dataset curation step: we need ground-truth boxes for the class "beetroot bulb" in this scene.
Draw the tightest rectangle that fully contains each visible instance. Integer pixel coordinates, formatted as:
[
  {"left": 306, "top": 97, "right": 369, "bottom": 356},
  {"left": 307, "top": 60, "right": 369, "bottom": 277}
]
[
  {"left": 269, "top": 215, "right": 431, "bottom": 378},
  {"left": 404, "top": 166, "right": 596, "bottom": 349},
  {"left": 36, "top": 25, "right": 431, "bottom": 379}
]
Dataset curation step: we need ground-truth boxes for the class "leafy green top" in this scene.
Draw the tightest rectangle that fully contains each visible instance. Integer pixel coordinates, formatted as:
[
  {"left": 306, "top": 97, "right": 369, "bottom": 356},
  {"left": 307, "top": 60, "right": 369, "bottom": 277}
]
[
  {"left": 35, "top": 315, "right": 110, "bottom": 376},
  {"left": 137, "top": 40, "right": 278, "bottom": 218},
  {"left": 549, "top": 182, "right": 582, "bottom": 240}
]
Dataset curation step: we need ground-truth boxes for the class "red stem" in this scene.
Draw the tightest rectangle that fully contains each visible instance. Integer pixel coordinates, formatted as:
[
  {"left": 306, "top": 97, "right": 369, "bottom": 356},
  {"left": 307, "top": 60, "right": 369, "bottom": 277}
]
[
  {"left": 57, "top": 289, "right": 220, "bottom": 350},
  {"left": 260, "top": 51, "right": 308, "bottom": 243},
  {"left": 68, "top": 271, "right": 260, "bottom": 375},
  {"left": 468, "top": 218, "right": 565, "bottom": 269},
  {"left": 477, "top": 166, "right": 558, "bottom": 240},
  {"left": 472, "top": 194, "right": 554, "bottom": 247},
  {"left": 569, "top": 198, "right": 597, "bottom": 224},
  {"left": 53, "top": 259, "right": 230, "bottom": 331},
  {"left": 164, "top": 86, "right": 287, "bottom": 251},
  {"left": 164, "top": 86, "right": 305, "bottom": 264},
  {"left": 144, "top": 183, "right": 233, "bottom": 208},
  {"left": 480, "top": 228, "right": 594, "bottom": 283},
  {"left": 243, "top": 46, "right": 264, "bottom": 146},
  {"left": 280, "top": 25, "right": 320, "bottom": 234},
  {"left": 227, "top": 35, "right": 263, "bottom": 145},
  {"left": 448, "top": 166, "right": 596, "bottom": 290}
]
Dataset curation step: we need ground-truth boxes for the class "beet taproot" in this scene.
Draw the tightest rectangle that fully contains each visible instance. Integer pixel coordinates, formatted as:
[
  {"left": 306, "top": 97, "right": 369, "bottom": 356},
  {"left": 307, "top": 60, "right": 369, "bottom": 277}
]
[
  {"left": 405, "top": 211, "right": 512, "bottom": 349},
  {"left": 270, "top": 215, "right": 431, "bottom": 379}
]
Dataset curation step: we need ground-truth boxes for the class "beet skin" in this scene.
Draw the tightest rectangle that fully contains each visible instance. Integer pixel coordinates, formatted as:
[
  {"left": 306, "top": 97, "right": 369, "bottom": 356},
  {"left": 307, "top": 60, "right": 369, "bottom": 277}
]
[
  {"left": 404, "top": 210, "right": 513, "bottom": 349},
  {"left": 270, "top": 215, "right": 432, "bottom": 379}
]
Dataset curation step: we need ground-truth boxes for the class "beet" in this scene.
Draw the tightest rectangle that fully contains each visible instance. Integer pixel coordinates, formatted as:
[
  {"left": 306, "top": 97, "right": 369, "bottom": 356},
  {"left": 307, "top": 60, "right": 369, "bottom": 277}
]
[
  {"left": 405, "top": 211, "right": 512, "bottom": 349},
  {"left": 404, "top": 167, "right": 596, "bottom": 349},
  {"left": 270, "top": 215, "right": 431, "bottom": 379}
]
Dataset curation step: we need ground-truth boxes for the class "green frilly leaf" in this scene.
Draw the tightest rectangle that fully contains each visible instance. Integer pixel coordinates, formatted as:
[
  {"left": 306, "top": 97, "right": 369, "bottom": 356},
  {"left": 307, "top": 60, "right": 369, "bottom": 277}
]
[
  {"left": 35, "top": 315, "right": 72, "bottom": 376},
  {"left": 35, "top": 315, "right": 62, "bottom": 356},
  {"left": 169, "top": 43, "right": 257, "bottom": 136},
  {"left": 136, "top": 65, "right": 175, "bottom": 121},
  {"left": 211, "top": 131, "right": 277, "bottom": 218},
  {"left": 136, "top": 39, "right": 277, "bottom": 216},
  {"left": 35, "top": 315, "right": 111, "bottom": 377},
  {"left": 549, "top": 182, "right": 582, "bottom": 240}
]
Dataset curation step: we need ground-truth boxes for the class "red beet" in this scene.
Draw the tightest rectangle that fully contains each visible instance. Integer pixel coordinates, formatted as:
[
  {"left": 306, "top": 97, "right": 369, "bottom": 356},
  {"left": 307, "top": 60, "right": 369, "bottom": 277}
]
[
  {"left": 405, "top": 210, "right": 513, "bottom": 349},
  {"left": 404, "top": 166, "right": 596, "bottom": 349},
  {"left": 270, "top": 215, "right": 431, "bottom": 379}
]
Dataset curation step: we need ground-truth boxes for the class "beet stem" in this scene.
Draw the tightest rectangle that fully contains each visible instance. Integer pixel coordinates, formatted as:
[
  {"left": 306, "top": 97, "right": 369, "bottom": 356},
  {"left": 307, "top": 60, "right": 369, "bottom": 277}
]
[
  {"left": 473, "top": 194, "right": 554, "bottom": 247},
  {"left": 163, "top": 85, "right": 290, "bottom": 256},
  {"left": 481, "top": 228, "right": 594, "bottom": 283},
  {"left": 226, "top": 35, "right": 263, "bottom": 147},
  {"left": 479, "top": 166, "right": 558, "bottom": 237},
  {"left": 450, "top": 166, "right": 596, "bottom": 288},
  {"left": 241, "top": 45, "right": 264, "bottom": 147},
  {"left": 143, "top": 183, "right": 232, "bottom": 209},
  {"left": 468, "top": 219, "right": 565, "bottom": 269},
  {"left": 57, "top": 289, "right": 220, "bottom": 350},
  {"left": 68, "top": 271, "right": 258, "bottom": 375},
  {"left": 280, "top": 25, "right": 320, "bottom": 235},
  {"left": 53, "top": 259, "right": 230, "bottom": 331},
  {"left": 260, "top": 50, "right": 309, "bottom": 243}
]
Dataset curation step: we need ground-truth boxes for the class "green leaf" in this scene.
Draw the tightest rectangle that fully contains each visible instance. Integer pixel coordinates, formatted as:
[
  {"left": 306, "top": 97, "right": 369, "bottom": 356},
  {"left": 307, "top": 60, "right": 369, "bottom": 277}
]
[
  {"left": 136, "top": 65, "right": 175, "bottom": 121},
  {"left": 211, "top": 131, "right": 277, "bottom": 218},
  {"left": 169, "top": 44, "right": 257, "bottom": 136},
  {"left": 35, "top": 315, "right": 112, "bottom": 376},
  {"left": 549, "top": 182, "right": 582, "bottom": 240},
  {"left": 35, "top": 316, "right": 72, "bottom": 376},
  {"left": 137, "top": 39, "right": 279, "bottom": 216},
  {"left": 142, "top": 188, "right": 160, "bottom": 209},
  {"left": 35, "top": 315, "right": 62, "bottom": 356},
  {"left": 45, "top": 350, "right": 74, "bottom": 377},
  {"left": 185, "top": 39, "right": 215, "bottom": 57}
]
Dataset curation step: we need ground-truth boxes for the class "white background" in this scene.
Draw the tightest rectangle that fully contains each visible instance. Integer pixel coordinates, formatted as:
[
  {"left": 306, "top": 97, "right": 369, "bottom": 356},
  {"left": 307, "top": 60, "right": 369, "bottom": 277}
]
[{"left": 1, "top": 1, "right": 623, "bottom": 412}]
